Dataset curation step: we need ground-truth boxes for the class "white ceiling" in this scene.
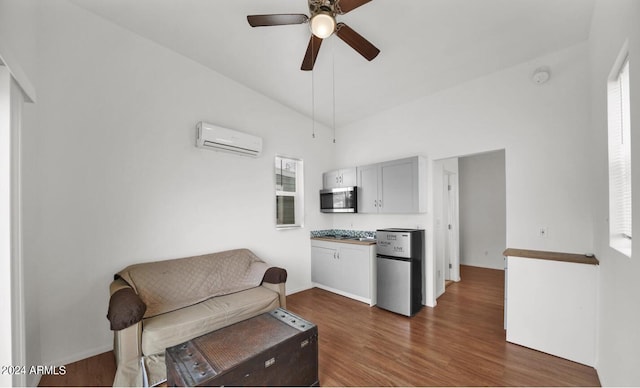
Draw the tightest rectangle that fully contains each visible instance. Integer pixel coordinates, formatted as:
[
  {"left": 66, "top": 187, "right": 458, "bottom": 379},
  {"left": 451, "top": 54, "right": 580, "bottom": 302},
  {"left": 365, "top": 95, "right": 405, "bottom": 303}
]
[{"left": 70, "top": 0, "right": 595, "bottom": 127}]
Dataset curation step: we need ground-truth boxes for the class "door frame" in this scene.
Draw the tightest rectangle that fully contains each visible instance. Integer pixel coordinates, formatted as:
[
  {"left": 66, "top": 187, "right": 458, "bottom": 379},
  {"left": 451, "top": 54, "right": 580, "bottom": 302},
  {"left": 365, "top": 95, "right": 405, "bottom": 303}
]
[
  {"left": 443, "top": 171, "right": 460, "bottom": 282},
  {"left": 0, "top": 61, "right": 29, "bottom": 388}
]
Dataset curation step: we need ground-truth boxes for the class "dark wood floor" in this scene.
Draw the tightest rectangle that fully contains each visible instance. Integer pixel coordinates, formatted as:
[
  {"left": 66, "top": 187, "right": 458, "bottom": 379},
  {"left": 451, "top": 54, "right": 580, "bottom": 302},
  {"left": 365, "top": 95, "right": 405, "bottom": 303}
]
[{"left": 40, "top": 265, "right": 600, "bottom": 387}]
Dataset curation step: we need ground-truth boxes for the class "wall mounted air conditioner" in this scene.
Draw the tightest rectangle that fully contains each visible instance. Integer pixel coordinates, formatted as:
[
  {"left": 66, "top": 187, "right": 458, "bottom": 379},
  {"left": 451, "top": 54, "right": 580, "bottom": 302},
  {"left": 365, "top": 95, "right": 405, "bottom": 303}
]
[{"left": 196, "top": 122, "right": 262, "bottom": 157}]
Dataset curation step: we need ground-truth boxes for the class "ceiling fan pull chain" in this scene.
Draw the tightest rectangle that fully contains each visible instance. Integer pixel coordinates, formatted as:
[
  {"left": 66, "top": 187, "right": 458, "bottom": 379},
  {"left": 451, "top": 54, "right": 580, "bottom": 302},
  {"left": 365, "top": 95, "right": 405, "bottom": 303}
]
[
  {"left": 332, "top": 36, "right": 336, "bottom": 144},
  {"left": 311, "top": 40, "right": 316, "bottom": 139}
]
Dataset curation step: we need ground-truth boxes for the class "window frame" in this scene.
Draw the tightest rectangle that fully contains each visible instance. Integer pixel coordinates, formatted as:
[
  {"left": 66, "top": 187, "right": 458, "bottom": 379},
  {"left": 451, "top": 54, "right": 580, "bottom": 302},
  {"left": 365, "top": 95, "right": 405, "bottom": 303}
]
[
  {"left": 275, "top": 155, "right": 304, "bottom": 229},
  {"left": 607, "top": 42, "right": 632, "bottom": 257}
]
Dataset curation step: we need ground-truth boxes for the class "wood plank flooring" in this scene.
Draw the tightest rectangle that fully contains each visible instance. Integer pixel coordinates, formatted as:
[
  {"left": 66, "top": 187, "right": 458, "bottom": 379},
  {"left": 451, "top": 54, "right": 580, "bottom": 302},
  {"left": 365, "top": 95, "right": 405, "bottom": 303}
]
[
  {"left": 38, "top": 351, "right": 115, "bottom": 387},
  {"left": 288, "top": 265, "right": 600, "bottom": 386},
  {"left": 39, "top": 265, "right": 600, "bottom": 387}
]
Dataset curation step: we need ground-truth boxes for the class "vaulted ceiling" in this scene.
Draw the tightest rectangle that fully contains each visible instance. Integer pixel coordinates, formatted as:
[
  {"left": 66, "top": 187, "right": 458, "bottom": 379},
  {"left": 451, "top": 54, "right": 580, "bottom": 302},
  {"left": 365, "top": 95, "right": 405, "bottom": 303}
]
[{"left": 70, "top": 0, "right": 595, "bottom": 127}]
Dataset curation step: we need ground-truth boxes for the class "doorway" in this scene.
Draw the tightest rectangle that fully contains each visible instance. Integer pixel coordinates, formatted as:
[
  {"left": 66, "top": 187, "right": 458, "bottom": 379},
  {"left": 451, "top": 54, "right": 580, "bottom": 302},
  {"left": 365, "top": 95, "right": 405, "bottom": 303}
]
[
  {"left": 434, "top": 149, "right": 507, "bottom": 300},
  {"left": 458, "top": 150, "right": 506, "bottom": 270}
]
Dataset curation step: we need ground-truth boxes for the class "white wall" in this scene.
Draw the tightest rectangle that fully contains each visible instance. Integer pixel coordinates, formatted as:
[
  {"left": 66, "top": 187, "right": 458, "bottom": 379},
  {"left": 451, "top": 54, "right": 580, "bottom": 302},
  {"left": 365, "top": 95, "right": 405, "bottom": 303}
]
[
  {"left": 16, "top": 0, "right": 334, "bottom": 368},
  {"left": 458, "top": 150, "right": 506, "bottom": 270},
  {"left": 589, "top": 0, "right": 640, "bottom": 385},
  {"left": 332, "top": 42, "right": 593, "bottom": 308}
]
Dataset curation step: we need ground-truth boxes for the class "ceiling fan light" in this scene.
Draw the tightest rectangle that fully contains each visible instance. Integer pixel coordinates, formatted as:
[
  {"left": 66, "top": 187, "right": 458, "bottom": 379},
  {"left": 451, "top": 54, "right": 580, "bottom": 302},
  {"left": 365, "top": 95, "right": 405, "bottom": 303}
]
[{"left": 310, "top": 13, "right": 336, "bottom": 39}]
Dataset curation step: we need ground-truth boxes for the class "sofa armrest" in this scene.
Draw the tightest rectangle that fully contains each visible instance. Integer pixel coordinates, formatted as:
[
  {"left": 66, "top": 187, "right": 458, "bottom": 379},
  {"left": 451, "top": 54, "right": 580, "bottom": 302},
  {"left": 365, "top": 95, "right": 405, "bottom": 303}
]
[
  {"left": 262, "top": 267, "right": 287, "bottom": 309},
  {"left": 108, "top": 278, "right": 145, "bottom": 367},
  {"left": 107, "top": 278, "right": 146, "bottom": 330},
  {"left": 113, "top": 321, "right": 142, "bottom": 366},
  {"left": 262, "top": 267, "right": 287, "bottom": 284}
]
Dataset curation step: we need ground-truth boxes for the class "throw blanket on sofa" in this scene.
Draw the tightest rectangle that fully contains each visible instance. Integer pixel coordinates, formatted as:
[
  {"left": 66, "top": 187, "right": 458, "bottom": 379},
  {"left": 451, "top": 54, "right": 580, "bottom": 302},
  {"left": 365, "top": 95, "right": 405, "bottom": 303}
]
[{"left": 116, "top": 248, "right": 270, "bottom": 318}]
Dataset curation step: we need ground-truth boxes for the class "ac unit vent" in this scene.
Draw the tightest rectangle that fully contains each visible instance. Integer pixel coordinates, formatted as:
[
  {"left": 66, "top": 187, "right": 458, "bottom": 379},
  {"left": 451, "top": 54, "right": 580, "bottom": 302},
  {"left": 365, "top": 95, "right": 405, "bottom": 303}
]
[{"left": 196, "top": 122, "right": 262, "bottom": 158}]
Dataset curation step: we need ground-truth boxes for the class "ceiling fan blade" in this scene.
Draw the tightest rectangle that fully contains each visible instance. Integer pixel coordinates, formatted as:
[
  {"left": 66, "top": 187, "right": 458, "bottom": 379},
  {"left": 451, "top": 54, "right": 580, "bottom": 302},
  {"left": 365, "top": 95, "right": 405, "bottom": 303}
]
[
  {"left": 301, "top": 35, "right": 323, "bottom": 71},
  {"left": 336, "top": 0, "right": 372, "bottom": 14},
  {"left": 247, "top": 14, "right": 309, "bottom": 27},
  {"left": 336, "top": 23, "right": 380, "bottom": 61}
]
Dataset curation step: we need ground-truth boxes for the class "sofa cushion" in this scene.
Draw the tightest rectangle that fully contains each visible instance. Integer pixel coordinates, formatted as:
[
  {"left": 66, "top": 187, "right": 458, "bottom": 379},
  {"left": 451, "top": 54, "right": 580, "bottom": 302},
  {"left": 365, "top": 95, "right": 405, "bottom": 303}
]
[
  {"left": 141, "top": 285, "right": 280, "bottom": 355},
  {"left": 117, "top": 249, "right": 271, "bottom": 318}
]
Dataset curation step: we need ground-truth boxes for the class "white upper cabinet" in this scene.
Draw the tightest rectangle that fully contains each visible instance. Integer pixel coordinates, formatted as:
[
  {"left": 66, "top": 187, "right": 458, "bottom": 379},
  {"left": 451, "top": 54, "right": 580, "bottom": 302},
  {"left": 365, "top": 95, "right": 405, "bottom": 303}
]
[
  {"left": 322, "top": 167, "right": 357, "bottom": 189},
  {"left": 357, "top": 164, "right": 380, "bottom": 213},
  {"left": 357, "top": 156, "right": 426, "bottom": 214}
]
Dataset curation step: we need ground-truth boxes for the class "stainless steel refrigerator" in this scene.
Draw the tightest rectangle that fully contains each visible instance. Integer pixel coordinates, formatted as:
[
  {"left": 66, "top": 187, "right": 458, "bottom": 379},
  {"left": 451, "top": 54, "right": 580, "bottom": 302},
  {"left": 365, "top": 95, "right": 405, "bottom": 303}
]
[{"left": 376, "top": 228, "right": 424, "bottom": 316}]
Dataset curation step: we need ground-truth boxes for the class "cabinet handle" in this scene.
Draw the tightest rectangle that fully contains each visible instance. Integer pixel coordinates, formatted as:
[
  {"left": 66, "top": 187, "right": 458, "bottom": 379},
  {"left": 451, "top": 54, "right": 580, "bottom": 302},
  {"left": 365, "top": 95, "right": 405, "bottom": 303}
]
[
  {"left": 379, "top": 200, "right": 382, "bottom": 208},
  {"left": 374, "top": 200, "right": 378, "bottom": 208}
]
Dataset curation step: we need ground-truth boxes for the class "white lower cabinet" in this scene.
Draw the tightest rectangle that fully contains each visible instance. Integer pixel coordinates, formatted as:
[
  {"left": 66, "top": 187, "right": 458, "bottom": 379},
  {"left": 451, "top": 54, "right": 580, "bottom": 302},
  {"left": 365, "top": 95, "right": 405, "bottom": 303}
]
[{"left": 310, "top": 239, "right": 376, "bottom": 306}]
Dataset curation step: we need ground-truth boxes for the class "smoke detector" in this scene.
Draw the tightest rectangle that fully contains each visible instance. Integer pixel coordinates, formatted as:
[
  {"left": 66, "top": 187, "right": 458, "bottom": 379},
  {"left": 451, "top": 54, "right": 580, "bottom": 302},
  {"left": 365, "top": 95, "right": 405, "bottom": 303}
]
[{"left": 532, "top": 66, "right": 551, "bottom": 85}]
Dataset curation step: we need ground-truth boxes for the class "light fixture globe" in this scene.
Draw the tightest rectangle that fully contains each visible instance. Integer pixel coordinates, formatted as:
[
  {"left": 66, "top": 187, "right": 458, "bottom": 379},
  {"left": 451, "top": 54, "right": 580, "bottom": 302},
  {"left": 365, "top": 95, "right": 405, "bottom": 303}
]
[{"left": 310, "top": 12, "right": 336, "bottom": 39}]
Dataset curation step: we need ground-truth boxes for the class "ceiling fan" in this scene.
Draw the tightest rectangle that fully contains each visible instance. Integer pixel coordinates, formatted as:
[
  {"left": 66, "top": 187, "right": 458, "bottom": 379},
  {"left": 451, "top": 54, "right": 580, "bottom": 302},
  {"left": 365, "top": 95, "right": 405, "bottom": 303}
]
[{"left": 247, "top": 0, "right": 380, "bottom": 71}]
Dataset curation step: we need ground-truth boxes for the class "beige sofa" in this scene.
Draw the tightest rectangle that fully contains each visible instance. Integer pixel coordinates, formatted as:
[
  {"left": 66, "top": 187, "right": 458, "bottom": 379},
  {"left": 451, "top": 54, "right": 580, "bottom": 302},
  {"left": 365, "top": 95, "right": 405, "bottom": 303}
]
[{"left": 106, "top": 249, "right": 287, "bottom": 386}]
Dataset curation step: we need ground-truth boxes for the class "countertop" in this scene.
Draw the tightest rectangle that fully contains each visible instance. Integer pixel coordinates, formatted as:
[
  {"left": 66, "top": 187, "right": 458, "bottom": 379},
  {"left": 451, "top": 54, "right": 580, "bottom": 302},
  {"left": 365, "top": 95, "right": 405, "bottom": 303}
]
[
  {"left": 311, "top": 236, "right": 377, "bottom": 246},
  {"left": 503, "top": 248, "right": 599, "bottom": 265}
]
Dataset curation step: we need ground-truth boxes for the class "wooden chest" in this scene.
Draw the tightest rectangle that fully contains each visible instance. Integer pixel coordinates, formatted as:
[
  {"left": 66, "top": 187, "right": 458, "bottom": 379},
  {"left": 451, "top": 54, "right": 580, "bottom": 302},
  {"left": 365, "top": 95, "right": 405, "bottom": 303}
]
[{"left": 166, "top": 308, "right": 319, "bottom": 386}]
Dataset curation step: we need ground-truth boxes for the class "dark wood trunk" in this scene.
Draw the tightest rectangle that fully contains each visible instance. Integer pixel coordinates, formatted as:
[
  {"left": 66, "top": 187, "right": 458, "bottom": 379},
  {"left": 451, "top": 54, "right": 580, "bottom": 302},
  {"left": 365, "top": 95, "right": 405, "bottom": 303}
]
[{"left": 166, "top": 309, "right": 318, "bottom": 387}]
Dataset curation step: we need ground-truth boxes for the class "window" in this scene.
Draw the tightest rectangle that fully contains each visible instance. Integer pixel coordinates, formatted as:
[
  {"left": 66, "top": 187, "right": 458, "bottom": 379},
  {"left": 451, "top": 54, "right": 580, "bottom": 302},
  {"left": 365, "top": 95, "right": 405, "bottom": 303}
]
[
  {"left": 607, "top": 49, "right": 631, "bottom": 256},
  {"left": 275, "top": 156, "right": 304, "bottom": 228}
]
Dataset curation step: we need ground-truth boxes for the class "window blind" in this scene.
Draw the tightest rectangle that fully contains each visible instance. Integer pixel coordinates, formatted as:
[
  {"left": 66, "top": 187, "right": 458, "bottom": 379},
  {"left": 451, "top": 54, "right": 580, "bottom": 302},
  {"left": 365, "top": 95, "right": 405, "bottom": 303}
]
[{"left": 608, "top": 56, "right": 632, "bottom": 253}]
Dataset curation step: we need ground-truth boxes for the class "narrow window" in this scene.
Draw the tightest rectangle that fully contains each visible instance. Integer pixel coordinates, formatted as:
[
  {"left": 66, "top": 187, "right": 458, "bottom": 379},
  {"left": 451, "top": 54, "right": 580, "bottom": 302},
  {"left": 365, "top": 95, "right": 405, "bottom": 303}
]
[
  {"left": 275, "top": 156, "right": 304, "bottom": 228},
  {"left": 607, "top": 48, "right": 631, "bottom": 256}
]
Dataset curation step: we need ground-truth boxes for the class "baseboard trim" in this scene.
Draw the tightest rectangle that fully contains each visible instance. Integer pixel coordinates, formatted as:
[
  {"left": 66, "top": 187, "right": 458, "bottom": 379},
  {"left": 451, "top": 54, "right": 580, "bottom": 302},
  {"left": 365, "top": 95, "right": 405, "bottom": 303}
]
[
  {"left": 311, "top": 283, "right": 373, "bottom": 306},
  {"left": 286, "top": 285, "right": 312, "bottom": 295},
  {"left": 44, "top": 344, "right": 113, "bottom": 370}
]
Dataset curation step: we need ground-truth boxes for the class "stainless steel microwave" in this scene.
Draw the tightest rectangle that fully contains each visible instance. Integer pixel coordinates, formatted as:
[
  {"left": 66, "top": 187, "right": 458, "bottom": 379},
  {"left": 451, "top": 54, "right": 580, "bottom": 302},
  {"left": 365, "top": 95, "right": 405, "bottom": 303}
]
[{"left": 320, "top": 187, "right": 358, "bottom": 213}]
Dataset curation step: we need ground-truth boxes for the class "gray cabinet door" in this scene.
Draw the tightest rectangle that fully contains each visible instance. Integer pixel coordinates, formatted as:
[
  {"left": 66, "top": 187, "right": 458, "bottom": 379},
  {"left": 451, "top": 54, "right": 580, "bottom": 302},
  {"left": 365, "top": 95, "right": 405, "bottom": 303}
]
[
  {"left": 338, "top": 245, "right": 370, "bottom": 298},
  {"left": 311, "top": 246, "right": 338, "bottom": 288},
  {"left": 357, "top": 164, "right": 380, "bottom": 213},
  {"left": 322, "top": 170, "right": 342, "bottom": 189},
  {"left": 340, "top": 167, "right": 357, "bottom": 187},
  {"left": 323, "top": 168, "right": 357, "bottom": 189},
  {"left": 379, "top": 157, "right": 419, "bottom": 213}
]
